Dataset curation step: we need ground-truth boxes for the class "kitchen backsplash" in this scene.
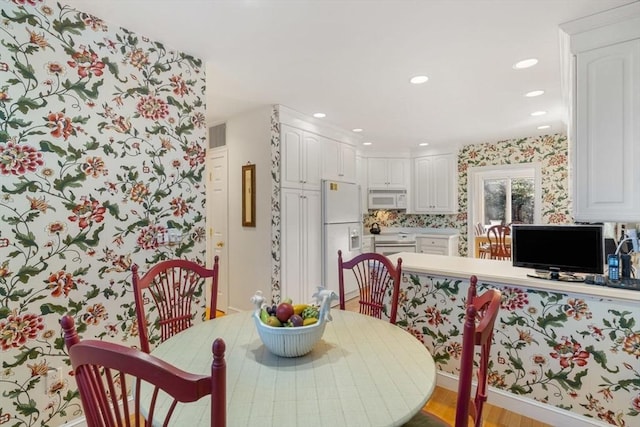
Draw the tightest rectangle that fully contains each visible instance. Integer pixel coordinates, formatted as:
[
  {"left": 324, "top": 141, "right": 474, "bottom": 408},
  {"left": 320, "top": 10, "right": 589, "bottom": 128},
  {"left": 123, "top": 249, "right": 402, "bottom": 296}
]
[{"left": 364, "top": 211, "right": 457, "bottom": 230}]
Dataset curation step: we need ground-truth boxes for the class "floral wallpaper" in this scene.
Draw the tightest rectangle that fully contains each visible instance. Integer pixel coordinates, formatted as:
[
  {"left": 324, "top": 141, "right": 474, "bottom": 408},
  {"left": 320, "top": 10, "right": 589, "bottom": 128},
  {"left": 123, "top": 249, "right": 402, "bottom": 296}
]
[
  {"left": 270, "top": 106, "right": 282, "bottom": 305},
  {"left": 0, "top": 1, "right": 207, "bottom": 425},
  {"left": 364, "top": 134, "right": 572, "bottom": 256},
  {"left": 396, "top": 273, "right": 639, "bottom": 426}
]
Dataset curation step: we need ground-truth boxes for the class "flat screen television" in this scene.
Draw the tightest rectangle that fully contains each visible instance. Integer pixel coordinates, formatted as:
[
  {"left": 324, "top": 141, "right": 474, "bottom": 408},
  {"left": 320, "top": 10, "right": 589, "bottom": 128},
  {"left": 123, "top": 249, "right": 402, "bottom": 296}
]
[{"left": 511, "top": 224, "right": 604, "bottom": 281}]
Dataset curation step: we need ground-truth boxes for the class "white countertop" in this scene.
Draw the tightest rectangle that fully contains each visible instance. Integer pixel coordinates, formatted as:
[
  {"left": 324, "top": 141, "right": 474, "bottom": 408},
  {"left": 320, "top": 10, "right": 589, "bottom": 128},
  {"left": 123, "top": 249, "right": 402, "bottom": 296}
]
[
  {"left": 388, "top": 252, "right": 640, "bottom": 302},
  {"left": 365, "top": 227, "right": 459, "bottom": 237}
]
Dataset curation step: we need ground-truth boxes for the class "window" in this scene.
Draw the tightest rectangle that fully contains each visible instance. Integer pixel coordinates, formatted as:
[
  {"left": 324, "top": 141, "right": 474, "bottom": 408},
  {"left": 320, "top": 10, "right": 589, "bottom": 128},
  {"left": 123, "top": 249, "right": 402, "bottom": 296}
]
[
  {"left": 483, "top": 177, "right": 535, "bottom": 224},
  {"left": 468, "top": 164, "right": 542, "bottom": 257}
]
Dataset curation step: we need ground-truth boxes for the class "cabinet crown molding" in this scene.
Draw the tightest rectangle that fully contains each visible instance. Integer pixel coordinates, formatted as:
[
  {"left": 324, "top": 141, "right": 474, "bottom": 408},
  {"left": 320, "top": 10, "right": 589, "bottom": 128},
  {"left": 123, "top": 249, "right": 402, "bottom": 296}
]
[
  {"left": 277, "top": 105, "right": 360, "bottom": 146},
  {"left": 560, "top": 2, "right": 640, "bottom": 53}
]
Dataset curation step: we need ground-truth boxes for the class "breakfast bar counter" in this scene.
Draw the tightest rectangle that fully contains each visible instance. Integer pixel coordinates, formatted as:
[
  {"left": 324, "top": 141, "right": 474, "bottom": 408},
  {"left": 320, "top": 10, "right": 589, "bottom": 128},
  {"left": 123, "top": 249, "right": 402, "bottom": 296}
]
[
  {"left": 385, "top": 252, "right": 640, "bottom": 426},
  {"left": 387, "top": 252, "right": 640, "bottom": 302}
]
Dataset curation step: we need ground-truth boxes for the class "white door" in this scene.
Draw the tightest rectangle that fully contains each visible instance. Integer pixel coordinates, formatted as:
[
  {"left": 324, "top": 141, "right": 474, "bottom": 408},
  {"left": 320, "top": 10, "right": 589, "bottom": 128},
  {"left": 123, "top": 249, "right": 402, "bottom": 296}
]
[
  {"left": 304, "top": 190, "right": 322, "bottom": 302},
  {"left": 575, "top": 39, "right": 640, "bottom": 222},
  {"left": 281, "top": 188, "right": 303, "bottom": 303},
  {"left": 206, "top": 148, "right": 228, "bottom": 313},
  {"left": 281, "top": 124, "right": 303, "bottom": 189},
  {"left": 281, "top": 188, "right": 322, "bottom": 304},
  {"left": 367, "top": 158, "right": 388, "bottom": 187},
  {"left": 321, "top": 137, "right": 341, "bottom": 181},
  {"left": 387, "top": 158, "right": 407, "bottom": 188},
  {"left": 303, "top": 133, "right": 322, "bottom": 190},
  {"left": 340, "top": 143, "right": 357, "bottom": 183}
]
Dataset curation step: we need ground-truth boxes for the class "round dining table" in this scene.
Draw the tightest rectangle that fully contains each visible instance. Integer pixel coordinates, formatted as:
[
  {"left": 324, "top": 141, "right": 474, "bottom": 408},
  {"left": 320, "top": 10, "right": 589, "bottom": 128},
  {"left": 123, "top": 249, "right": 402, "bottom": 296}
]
[{"left": 145, "top": 309, "right": 437, "bottom": 427}]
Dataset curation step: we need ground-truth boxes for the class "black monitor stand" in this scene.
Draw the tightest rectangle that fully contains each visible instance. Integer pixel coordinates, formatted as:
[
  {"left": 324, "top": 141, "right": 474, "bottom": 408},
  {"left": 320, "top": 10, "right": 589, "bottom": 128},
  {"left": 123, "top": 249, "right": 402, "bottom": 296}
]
[{"left": 526, "top": 269, "right": 585, "bottom": 282}]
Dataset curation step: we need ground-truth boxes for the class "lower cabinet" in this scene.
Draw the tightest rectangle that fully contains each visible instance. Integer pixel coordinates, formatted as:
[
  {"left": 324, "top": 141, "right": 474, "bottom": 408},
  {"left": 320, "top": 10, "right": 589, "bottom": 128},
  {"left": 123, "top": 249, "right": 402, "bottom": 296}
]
[
  {"left": 361, "top": 235, "right": 374, "bottom": 253},
  {"left": 416, "top": 234, "right": 459, "bottom": 256},
  {"left": 280, "top": 188, "right": 322, "bottom": 303}
]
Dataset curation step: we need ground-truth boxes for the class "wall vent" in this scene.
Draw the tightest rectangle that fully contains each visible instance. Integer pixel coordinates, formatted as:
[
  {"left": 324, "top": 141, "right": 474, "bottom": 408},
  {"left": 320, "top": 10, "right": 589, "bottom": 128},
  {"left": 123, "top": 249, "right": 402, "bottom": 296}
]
[{"left": 209, "top": 123, "right": 226, "bottom": 148}]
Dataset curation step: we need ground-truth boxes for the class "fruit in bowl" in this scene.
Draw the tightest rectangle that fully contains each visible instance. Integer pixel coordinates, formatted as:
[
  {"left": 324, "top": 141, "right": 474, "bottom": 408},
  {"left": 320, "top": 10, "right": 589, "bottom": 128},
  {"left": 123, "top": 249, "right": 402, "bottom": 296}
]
[
  {"left": 259, "top": 301, "right": 320, "bottom": 328},
  {"left": 275, "top": 302, "right": 294, "bottom": 323},
  {"left": 250, "top": 288, "right": 337, "bottom": 357}
]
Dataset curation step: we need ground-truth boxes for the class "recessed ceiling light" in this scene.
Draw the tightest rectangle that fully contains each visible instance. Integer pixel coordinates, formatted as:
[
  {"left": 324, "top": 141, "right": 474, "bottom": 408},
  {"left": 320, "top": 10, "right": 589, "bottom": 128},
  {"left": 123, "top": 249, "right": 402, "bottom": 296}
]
[
  {"left": 313, "top": 112, "right": 326, "bottom": 118},
  {"left": 362, "top": 142, "right": 372, "bottom": 146},
  {"left": 352, "top": 128, "right": 363, "bottom": 133},
  {"left": 410, "top": 75, "right": 429, "bottom": 84},
  {"left": 525, "top": 90, "right": 545, "bottom": 97},
  {"left": 530, "top": 111, "right": 547, "bottom": 116},
  {"left": 537, "top": 125, "right": 551, "bottom": 130},
  {"left": 513, "top": 58, "right": 538, "bottom": 69},
  {"left": 419, "top": 142, "right": 429, "bottom": 147}
]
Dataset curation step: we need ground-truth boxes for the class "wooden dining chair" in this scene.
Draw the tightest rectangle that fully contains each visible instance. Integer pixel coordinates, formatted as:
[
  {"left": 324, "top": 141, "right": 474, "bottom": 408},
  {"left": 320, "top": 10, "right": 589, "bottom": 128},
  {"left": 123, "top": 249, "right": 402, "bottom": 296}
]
[
  {"left": 337, "top": 250, "right": 403, "bottom": 324},
  {"left": 404, "top": 275, "right": 502, "bottom": 427},
  {"left": 474, "top": 222, "right": 491, "bottom": 259},
  {"left": 60, "top": 315, "right": 226, "bottom": 427},
  {"left": 132, "top": 256, "right": 219, "bottom": 353},
  {"left": 487, "top": 225, "right": 511, "bottom": 260}
]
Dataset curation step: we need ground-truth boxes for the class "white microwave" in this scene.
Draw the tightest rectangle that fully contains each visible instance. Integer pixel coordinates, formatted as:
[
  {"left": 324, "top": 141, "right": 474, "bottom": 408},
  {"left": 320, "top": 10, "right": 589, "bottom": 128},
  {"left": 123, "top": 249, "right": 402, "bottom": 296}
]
[{"left": 368, "top": 189, "right": 407, "bottom": 210}]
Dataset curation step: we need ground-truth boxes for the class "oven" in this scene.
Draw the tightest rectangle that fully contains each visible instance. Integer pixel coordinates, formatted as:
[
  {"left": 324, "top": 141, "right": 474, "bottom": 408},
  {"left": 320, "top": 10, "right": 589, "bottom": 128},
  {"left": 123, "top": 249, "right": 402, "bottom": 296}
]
[{"left": 374, "top": 233, "right": 417, "bottom": 255}]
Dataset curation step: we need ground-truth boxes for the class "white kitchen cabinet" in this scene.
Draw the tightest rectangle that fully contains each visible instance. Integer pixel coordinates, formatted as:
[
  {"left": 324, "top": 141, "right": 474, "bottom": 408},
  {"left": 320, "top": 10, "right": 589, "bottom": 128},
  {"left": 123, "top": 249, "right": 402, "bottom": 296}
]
[
  {"left": 281, "top": 124, "right": 322, "bottom": 191},
  {"left": 416, "top": 234, "right": 459, "bottom": 256},
  {"left": 280, "top": 188, "right": 322, "bottom": 304},
  {"left": 573, "top": 40, "right": 640, "bottom": 222},
  {"left": 367, "top": 158, "right": 409, "bottom": 189},
  {"left": 413, "top": 154, "right": 458, "bottom": 214},
  {"left": 322, "top": 138, "right": 356, "bottom": 183},
  {"left": 356, "top": 154, "right": 368, "bottom": 213},
  {"left": 562, "top": 4, "right": 640, "bottom": 222}
]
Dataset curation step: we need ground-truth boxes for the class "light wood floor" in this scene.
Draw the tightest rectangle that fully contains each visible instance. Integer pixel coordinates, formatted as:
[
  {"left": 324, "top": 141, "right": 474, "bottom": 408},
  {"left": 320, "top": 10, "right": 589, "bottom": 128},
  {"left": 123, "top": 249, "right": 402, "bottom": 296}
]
[{"left": 344, "top": 298, "right": 550, "bottom": 427}]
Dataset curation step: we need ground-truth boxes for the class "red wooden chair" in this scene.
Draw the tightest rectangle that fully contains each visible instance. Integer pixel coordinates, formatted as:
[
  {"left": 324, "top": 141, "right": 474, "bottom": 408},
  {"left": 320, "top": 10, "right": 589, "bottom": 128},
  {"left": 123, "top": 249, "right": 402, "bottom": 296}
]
[
  {"left": 404, "top": 275, "right": 502, "bottom": 427},
  {"left": 487, "top": 225, "right": 511, "bottom": 260},
  {"left": 337, "top": 250, "right": 403, "bottom": 324},
  {"left": 132, "top": 257, "right": 219, "bottom": 353},
  {"left": 60, "top": 315, "right": 226, "bottom": 427}
]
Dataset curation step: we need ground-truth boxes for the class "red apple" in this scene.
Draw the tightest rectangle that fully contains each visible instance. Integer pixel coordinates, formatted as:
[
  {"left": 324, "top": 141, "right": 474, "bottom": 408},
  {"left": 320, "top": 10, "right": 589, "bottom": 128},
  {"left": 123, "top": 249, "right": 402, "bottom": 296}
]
[{"left": 276, "top": 302, "right": 294, "bottom": 323}]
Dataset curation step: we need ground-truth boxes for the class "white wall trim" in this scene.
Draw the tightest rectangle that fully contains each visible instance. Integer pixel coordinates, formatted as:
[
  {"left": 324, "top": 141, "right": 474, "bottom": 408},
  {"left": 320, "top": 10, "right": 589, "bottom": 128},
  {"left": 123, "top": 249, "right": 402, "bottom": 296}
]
[
  {"left": 63, "top": 417, "right": 87, "bottom": 427},
  {"left": 436, "top": 372, "right": 610, "bottom": 427}
]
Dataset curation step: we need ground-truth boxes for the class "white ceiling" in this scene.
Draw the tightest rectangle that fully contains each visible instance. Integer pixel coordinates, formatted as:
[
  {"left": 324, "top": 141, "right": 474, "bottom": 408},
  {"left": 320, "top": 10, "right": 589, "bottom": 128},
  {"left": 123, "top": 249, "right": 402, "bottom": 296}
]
[{"left": 62, "top": 0, "right": 635, "bottom": 151}]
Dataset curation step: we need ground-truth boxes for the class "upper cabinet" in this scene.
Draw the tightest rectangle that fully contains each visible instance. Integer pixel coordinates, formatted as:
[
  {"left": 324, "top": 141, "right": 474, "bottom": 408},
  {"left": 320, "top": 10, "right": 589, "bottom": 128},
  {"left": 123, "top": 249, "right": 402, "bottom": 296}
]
[
  {"left": 368, "top": 157, "right": 409, "bottom": 189},
  {"left": 322, "top": 138, "right": 357, "bottom": 183},
  {"left": 413, "top": 154, "right": 458, "bottom": 214},
  {"left": 356, "top": 154, "right": 368, "bottom": 213},
  {"left": 281, "top": 124, "right": 322, "bottom": 191},
  {"left": 561, "top": 3, "right": 640, "bottom": 222}
]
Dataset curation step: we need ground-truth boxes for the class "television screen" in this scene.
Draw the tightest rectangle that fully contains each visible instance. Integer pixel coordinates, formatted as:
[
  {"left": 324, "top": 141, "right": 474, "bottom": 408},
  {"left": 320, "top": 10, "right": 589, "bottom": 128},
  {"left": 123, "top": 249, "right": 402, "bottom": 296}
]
[{"left": 511, "top": 224, "right": 604, "bottom": 278}]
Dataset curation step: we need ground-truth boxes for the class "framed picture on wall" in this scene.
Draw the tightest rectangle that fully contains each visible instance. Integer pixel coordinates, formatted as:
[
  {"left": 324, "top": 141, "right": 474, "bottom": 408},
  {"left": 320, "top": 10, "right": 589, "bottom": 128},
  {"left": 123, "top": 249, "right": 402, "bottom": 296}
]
[{"left": 242, "top": 164, "right": 256, "bottom": 227}]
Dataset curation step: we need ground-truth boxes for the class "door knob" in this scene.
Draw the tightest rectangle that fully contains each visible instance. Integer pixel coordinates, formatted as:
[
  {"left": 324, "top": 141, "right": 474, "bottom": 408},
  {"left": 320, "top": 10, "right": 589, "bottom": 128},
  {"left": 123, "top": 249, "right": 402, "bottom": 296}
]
[{"left": 216, "top": 241, "right": 224, "bottom": 248}]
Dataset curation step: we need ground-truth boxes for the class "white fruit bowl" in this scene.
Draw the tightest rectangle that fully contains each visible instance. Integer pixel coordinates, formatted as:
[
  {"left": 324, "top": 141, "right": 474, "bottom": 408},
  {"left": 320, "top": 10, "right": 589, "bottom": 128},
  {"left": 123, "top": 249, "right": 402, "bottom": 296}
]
[{"left": 250, "top": 288, "right": 337, "bottom": 358}]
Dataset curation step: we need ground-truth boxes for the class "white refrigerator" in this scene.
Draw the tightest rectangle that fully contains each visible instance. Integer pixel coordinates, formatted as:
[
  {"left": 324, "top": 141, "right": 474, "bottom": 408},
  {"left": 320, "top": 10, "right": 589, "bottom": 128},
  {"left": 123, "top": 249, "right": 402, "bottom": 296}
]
[{"left": 322, "top": 180, "right": 362, "bottom": 301}]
